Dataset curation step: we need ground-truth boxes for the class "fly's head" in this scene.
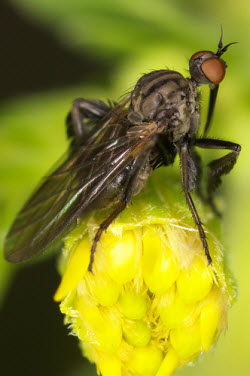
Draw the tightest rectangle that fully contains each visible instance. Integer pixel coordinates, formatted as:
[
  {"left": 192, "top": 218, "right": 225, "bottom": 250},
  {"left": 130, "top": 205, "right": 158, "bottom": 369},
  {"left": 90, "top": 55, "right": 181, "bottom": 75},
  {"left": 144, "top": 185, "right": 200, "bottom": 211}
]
[{"left": 189, "top": 32, "right": 236, "bottom": 88}]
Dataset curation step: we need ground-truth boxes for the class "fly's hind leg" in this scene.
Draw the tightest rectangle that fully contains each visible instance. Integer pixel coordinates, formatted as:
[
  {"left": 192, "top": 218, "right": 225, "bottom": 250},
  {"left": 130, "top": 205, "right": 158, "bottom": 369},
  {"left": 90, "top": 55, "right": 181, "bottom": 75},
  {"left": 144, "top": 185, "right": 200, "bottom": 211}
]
[
  {"left": 66, "top": 98, "right": 109, "bottom": 141},
  {"left": 88, "top": 135, "right": 159, "bottom": 273},
  {"left": 88, "top": 201, "right": 127, "bottom": 273}
]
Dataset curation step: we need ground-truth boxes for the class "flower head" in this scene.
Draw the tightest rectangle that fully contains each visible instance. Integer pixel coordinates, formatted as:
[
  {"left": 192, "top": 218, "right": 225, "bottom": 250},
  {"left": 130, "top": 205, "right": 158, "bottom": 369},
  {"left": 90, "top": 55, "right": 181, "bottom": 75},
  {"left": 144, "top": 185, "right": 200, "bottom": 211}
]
[{"left": 54, "top": 169, "right": 236, "bottom": 376}]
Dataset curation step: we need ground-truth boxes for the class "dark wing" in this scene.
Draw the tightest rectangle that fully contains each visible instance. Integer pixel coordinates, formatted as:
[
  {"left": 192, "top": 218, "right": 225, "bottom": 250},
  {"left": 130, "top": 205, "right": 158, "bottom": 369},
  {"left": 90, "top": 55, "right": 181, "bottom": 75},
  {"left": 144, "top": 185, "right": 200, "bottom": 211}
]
[{"left": 4, "top": 96, "right": 157, "bottom": 263}]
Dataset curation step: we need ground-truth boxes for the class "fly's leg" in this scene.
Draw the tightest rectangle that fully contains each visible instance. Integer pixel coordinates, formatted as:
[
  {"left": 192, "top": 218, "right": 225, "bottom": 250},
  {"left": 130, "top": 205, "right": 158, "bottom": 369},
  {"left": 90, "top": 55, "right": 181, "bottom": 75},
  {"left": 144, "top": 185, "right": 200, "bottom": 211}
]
[
  {"left": 190, "top": 149, "right": 205, "bottom": 201},
  {"left": 88, "top": 201, "right": 126, "bottom": 273},
  {"left": 66, "top": 98, "right": 109, "bottom": 141},
  {"left": 88, "top": 135, "right": 159, "bottom": 273},
  {"left": 194, "top": 138, "right": 241, "bottom": 216},
  {"left": 180, "top": 143, "right": 212, "bottom": 265}
]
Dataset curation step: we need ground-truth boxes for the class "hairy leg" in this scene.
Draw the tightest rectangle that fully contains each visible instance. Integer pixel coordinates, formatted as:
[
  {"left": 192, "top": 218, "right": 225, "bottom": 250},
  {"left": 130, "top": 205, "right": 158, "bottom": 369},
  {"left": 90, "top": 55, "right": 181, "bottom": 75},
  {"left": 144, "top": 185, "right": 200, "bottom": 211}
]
[
  {"left": 194, "top": 138, "right": 241, "bottom": 216},
  {"left": 190, "top": 148, "right": 205, "bottom": 201},
  {"left": 180, "top": 143, "right": 212, "bottom": 264},
  {"left": 67, "top": 98, "right": 109, "bottom": 141}
]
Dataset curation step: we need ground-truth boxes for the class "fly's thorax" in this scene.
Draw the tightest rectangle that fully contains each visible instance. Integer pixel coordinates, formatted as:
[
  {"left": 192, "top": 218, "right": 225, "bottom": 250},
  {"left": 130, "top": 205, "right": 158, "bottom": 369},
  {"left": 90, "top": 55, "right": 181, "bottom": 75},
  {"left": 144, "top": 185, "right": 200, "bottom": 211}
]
[
  {"left": 171, "top": 79, "right": 200, "bottom": 141},
  {"left": 128, "top": 70, "right": 199, "bottom": 141}
]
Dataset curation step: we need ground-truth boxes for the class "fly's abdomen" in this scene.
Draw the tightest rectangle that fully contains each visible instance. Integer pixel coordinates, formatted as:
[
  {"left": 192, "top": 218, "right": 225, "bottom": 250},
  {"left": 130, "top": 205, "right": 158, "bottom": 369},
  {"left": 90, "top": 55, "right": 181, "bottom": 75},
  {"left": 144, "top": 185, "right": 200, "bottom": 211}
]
[{"left": 128, "top": 70, "right": 192, "bottom": 125}]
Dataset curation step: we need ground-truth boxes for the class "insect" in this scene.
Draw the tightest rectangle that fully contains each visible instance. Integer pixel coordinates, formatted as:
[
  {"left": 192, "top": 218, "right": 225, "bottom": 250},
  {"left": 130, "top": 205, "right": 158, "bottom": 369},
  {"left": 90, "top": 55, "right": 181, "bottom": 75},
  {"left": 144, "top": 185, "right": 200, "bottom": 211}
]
[{"left": 4, "top": 32, "right": 241, "bottom": 272}]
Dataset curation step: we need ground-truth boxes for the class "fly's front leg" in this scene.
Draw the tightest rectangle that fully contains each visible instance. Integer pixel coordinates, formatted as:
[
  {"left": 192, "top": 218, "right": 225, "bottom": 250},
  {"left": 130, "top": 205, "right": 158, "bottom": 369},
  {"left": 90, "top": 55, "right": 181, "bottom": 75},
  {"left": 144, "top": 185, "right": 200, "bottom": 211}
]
[
  {"left": 195, "top": 138, "right": 241, "bottom": 216},
  {"left": 66, "top": 98, "right": 109, "bottom": 141},
  {"left": 180, "top": 143, "right": 212, "bottom": 265},
  {"left": 88, "top": 136, "right": 159, "bottom": 273}
]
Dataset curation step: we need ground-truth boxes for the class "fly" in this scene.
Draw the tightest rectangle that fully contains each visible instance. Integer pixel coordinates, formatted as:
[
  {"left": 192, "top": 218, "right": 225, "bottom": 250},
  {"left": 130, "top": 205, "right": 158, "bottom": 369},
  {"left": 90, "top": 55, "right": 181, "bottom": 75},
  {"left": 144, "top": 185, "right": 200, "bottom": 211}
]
[{"left": 4, "top": 31, "right": 241, "bottom": 272}]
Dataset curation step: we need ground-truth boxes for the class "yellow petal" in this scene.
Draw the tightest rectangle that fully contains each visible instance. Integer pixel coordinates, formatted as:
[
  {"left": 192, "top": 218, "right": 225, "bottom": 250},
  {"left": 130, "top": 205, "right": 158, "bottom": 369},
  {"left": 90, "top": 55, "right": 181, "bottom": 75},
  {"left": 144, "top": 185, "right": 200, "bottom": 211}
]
[
  {"left": 98, "top": 355, "right": 122, "bottom": 376},
  {"left": 128, "top": 343, "right": 163, "bottom": 376},
  {"left": 86, "top": 270, "right": 121, "bottom": 306},
  {"left": 160, "top": 288, "right": 195, "bottom": 329},
  {"left": 170, "top": 320, "right": 201, "bottom": 360},
  {"left": 118, "top": 291, "right": 148, "bottom": 320},
  {"left": 176, "top": 256, "right": 213, "bottom": 303},
  {"left": 105, "top": 231, "right": 137, "bottom": 284},
  {"left": 200, "top": 290, "right": 221, "bottom": 351},
  {"left": 123, "top": 319, "right": 151, "bottom": 347},
  {"left": 156, "top": 347, "right": 179, "bottom": 376},
  {"left": 142, "top": 228, "right": 179, "bottom": 294},
  {"left": 75, "top": 295, "right": 122, "bottom": 354},
  {"left": 54, "top": 235, "right": 91, "bottom": 302}
]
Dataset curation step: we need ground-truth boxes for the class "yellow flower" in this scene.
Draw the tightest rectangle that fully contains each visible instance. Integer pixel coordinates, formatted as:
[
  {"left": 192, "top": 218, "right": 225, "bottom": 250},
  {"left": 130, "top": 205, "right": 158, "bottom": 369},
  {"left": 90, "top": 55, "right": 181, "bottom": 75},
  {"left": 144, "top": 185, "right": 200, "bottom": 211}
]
[{"left": 54, "top": 169, "right": 236, "bottom": 376}]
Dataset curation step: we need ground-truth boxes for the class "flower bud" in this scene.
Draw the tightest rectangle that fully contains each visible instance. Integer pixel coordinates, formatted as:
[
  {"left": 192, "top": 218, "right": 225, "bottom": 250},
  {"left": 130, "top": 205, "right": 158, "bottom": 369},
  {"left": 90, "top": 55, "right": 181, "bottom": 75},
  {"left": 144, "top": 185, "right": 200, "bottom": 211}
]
[{"left": 55, "top": 169, "right": 236, "bottom": 376}]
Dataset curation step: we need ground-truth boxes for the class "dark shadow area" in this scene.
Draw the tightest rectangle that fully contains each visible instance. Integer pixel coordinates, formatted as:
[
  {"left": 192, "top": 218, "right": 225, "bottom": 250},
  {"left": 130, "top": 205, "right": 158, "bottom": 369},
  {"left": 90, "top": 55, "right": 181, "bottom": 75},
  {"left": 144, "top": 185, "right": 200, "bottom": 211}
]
[
  {"left": 0, "top": 257, "right": 94, "bottom": 376},
  {"left": 0, "top": 0, "right": 115, "bottom": 103},
  {"left": 0, "top": 2, "right": 115, "bottom": 374}
]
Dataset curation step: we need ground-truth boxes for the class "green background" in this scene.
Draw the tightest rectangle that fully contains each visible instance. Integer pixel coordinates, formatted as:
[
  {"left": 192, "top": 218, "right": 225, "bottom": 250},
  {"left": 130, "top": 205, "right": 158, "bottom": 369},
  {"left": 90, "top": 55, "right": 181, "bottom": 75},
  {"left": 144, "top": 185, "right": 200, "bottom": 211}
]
[{"left": 0, "top": 1, "right": 249, "bottom": 375}]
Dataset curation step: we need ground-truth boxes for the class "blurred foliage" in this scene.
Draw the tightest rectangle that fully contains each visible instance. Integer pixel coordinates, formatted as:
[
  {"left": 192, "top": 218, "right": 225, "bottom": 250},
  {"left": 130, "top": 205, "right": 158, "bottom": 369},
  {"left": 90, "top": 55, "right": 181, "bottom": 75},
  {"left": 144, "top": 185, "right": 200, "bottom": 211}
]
[{"left": 1, "top": 0, "right": 250, "bottom": 375}]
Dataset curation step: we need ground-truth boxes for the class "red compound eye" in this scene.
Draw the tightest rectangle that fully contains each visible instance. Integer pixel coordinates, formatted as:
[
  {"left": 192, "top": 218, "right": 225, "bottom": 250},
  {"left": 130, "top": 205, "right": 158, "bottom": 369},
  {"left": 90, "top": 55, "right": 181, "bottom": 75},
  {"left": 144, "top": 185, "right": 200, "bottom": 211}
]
[
  {"left": 190, "top": 50, "right": 211, "bottom": 60},
  {"left": 190, "top": 50, "right": 226, "bottom": 85},
  {"left": 201, "top": 58, "right": 226, "bottom": 84}
]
